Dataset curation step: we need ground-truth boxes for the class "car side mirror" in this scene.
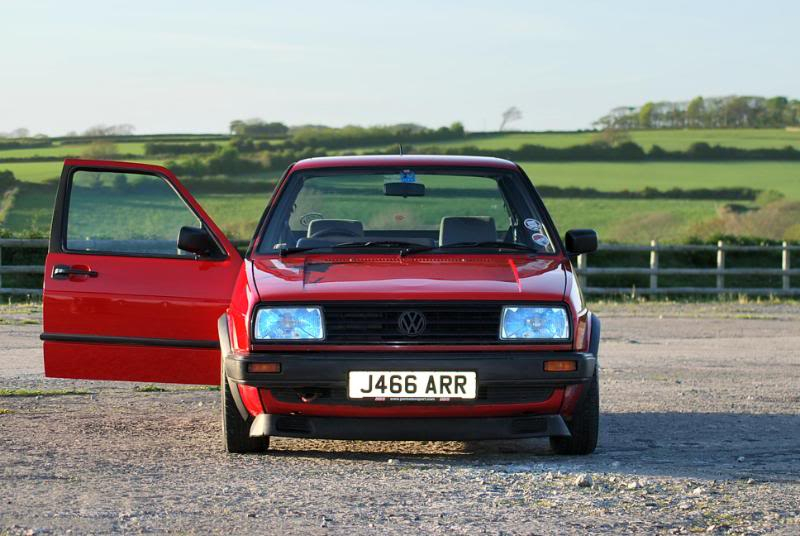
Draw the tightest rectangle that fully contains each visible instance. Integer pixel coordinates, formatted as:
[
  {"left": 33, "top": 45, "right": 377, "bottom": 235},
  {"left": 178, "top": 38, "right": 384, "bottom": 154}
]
[
  {"left": 178, "top": 226, "right": 221, "bottom": 258},
  {"left": 565, "top": 229, "right": 598, "bottom": 256}
]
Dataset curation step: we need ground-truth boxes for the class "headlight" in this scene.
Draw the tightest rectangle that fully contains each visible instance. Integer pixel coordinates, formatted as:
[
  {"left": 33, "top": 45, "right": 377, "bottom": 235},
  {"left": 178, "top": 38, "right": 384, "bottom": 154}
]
[
  {"left": 253, "top": 307, "right": 324, "bottom": 340},
  {"left": 500, "top": 306, "right": 569, "bottom": 340}
]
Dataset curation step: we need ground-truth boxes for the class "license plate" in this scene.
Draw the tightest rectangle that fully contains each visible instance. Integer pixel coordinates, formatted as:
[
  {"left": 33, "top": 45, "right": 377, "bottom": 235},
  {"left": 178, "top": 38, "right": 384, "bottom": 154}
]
[{"left": 348, "top": 371, "right": 476, "bottom": 400}]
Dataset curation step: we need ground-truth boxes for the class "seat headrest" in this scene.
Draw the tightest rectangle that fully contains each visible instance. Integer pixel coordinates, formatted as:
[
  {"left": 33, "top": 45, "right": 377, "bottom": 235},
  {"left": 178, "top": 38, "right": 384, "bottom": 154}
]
[
  {"left": 439, "top": 216, "right": 496, "bottom": 245},
  {"left": 307, "top": 219, "right": 364, "bottom": 238}
]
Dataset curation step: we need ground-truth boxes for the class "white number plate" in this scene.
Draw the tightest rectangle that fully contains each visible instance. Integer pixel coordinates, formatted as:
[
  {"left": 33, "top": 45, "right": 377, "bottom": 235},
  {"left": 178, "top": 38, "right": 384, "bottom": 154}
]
[{"left": 348, "top": 371, "right": 477, "bottom": 400}]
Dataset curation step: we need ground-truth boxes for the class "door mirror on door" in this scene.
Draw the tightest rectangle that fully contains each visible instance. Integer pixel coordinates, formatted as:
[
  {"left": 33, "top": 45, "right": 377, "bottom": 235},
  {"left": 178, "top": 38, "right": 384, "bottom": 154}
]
[
  {"left": 564, "top": 229, "right": 598, "bottom": 255},
  {"left": 178, "top": 226, "right": 221, "bottom": 257}
]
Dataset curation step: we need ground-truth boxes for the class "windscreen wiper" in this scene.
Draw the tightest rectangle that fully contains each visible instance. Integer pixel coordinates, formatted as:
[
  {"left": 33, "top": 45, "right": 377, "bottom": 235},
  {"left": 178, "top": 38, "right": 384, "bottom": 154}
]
[
  {"left": 279, "top": 240, "right": 429, "bottom": 257},
  {"left": 279, "top": 246, "right": 328, "bottom": 257},
  {"left": 400, "top": 241, "right": 539, "bottom": 257},
  {"left": 332, "top": 240, "right": 429, "bottom": 250}
]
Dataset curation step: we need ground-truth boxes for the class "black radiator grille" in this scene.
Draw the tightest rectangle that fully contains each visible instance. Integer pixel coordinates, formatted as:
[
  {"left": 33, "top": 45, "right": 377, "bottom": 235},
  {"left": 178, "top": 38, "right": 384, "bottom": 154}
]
[{"left": 322, "top": 302, "right": 503, "bottom": 344}]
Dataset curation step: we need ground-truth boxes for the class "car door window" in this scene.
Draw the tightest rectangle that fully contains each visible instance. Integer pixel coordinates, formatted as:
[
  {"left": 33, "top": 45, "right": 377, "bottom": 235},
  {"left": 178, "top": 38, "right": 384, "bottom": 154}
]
[{"left": 65, "top": 170, "right": 201, "bottom": 256}]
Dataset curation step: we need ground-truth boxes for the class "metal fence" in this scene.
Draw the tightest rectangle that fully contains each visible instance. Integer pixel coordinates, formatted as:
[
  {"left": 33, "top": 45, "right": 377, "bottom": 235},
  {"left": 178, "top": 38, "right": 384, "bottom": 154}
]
[{"left": 1, "top": 238, "right": 797, "bottom": 297}]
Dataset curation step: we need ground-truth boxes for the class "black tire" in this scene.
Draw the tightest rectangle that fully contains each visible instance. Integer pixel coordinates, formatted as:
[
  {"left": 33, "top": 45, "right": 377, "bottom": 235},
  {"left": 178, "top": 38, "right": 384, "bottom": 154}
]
[
  {"left": 550, "top": 373, "right": 599, "bottom": 455},
  {"left": 222, "top": 366, "right": 269, "bottom": 454}
]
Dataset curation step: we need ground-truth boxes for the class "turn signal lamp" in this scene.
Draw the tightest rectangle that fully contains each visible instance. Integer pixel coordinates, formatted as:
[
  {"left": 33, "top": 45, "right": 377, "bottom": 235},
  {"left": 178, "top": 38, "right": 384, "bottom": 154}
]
[
  {"left": 544, "top": 360, "right": 577, "bottom": 372},
  {"left": 248, "top": 363, "right": 281, "bottom": 373}
]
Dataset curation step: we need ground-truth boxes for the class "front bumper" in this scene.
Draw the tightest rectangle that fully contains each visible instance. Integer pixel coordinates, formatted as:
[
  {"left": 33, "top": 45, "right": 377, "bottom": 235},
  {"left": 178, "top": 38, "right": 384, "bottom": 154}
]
[
  {"left": 225, "top": 351, "right": 597, "bottom": 387},
  {"left": 218, "top": 314, "right": 600, "bottom": 441},
  {"left": 249, "top": 412, "right": 570, "bottom": 440},
  {"left": 226, "top": 351, "right": 595, "bottom": 439}
]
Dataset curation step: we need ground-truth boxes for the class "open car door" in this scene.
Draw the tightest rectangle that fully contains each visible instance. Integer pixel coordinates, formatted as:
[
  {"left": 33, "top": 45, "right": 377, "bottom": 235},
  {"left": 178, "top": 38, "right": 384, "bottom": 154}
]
[{"left": 42, "top": 159, "right": 242, "bottom": 385}]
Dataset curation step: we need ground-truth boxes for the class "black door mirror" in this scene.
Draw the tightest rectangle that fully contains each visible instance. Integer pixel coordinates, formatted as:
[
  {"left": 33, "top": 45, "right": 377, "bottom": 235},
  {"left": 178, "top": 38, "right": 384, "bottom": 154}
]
[
  {"left": 565, "top": 229, "right": 598, "bottom": 255},
  {"left": 178, "top": 226, "right": 221, "bottom": 257}
]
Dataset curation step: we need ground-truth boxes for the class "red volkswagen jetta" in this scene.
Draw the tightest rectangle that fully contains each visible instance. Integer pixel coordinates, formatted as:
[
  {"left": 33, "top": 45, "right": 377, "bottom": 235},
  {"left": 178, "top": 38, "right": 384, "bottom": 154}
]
[{"left": 42, "top": 155, "right": 600, "bottom": 454}]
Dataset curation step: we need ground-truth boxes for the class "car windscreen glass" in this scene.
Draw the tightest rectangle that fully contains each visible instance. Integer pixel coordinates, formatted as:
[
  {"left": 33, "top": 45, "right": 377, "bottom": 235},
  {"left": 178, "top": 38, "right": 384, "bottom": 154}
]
[{"left": 257, "top": 168, "right": 556, "bottom": 254}]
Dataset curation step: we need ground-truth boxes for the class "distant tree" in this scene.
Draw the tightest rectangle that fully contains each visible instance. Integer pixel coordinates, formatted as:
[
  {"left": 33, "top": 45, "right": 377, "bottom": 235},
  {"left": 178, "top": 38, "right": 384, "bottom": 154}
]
[
  {"left": 638, "top": 102, "right": 655, "bottom": 128},
  {"left": 595, "top": 95, "right": 800, "bottom": 130},
  {"left": 764, "top": 96, "right": 789, "bottom": 127},
  {"left": 686, "top": 96, "right": 705, "bottom": 128},
  {"left": 83, "top": 124, "right": 135, "bottom": 136},
  {"left": 229, "top": 118, "right": 289, "bottom": 137},
  {"left": 499, "top": 107, "right": 522, "bottom": 131},
  {"left": 81, "top": 140, "right": 118, "bottom": 159},
  {"left": 9, "top": 128, "right": 29, "bottom": 138},
  {"left": 229, "top": 120, "right": 246, "bottom": 136}
]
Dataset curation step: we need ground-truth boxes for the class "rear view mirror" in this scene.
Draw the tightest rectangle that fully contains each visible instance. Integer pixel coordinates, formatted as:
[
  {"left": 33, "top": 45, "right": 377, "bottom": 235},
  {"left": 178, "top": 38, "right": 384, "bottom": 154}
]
[
  {"left": 178, "top": 226, "right": 221, "bottom": 257},
  {"left": 384, "top": 182, "right": 425, "bottom": 197},
  {"left": 565, "top": 229, "right": 598, "bottom": 255}
]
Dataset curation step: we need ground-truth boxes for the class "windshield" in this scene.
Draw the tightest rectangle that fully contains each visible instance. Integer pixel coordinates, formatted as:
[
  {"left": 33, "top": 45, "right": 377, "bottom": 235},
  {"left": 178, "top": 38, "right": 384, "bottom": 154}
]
[{"left": 257, "top": 168, "right": 557, "bottom": 254}]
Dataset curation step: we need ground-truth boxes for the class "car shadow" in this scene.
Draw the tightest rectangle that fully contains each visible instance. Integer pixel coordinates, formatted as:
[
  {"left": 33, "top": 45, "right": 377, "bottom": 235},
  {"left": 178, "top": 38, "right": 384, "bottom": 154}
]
[{"left": 266, "top": 411, "right": 800, "bottom": 481}]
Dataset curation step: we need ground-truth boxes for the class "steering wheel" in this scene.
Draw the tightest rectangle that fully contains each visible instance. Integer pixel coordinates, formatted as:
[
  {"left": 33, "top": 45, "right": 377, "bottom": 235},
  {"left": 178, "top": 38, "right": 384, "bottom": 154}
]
[{"left": 310, "top": 227, "right": 362, "bottom": 239}]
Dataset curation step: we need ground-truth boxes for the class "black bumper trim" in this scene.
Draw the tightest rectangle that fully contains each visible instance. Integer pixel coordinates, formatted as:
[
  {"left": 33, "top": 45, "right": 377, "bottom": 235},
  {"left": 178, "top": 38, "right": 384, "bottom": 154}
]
[
  {"left": 249, "top": 413, "right": 570, "bottom": 440},
  {"left": 226, "top": 352, "right": 596, "bottom": 388}
]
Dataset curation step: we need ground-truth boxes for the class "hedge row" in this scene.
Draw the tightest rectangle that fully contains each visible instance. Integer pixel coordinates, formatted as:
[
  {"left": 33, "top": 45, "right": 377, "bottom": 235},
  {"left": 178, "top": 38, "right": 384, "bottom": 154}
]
[{"left": 411, "top": 141, "right": 800, "bottom": 162}]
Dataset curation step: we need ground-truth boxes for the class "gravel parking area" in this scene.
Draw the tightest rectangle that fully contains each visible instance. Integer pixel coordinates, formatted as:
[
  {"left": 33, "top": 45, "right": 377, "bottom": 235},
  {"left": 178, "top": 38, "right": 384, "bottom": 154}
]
[{"left": 1, "top": 302, "right": 799, "bottom": 534}]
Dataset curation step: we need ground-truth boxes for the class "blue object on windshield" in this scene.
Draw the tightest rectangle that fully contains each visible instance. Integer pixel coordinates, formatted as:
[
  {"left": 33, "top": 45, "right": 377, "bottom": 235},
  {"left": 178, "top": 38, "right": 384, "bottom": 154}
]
[{"left": 400, "top": 170, "right": 416, "bottom": 183}]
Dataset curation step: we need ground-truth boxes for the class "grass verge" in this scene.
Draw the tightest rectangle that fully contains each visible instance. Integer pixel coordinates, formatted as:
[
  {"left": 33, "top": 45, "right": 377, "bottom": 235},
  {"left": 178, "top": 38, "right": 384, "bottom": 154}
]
[{"left": 0, "top": 388, "right": 91, "bottom": 397}]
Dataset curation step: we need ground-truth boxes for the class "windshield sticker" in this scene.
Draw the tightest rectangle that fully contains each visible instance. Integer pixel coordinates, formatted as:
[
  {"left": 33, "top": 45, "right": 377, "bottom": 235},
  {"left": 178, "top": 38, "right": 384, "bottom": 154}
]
[
  {"left": 531, "top": 233, "right": 550, "bottom": 247},
  {"left": 400, "top": 170, "right": 416, "bottom": 183},
  {"left": 523, "top": 218, "right": 541, "bottom": 231}
]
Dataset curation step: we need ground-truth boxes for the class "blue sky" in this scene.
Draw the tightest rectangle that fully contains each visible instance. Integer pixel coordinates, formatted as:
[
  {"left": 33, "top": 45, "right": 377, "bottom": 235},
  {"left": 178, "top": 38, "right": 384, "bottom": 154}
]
[{"left": 1, "top": 0, "right": 798, "bottom": 135}]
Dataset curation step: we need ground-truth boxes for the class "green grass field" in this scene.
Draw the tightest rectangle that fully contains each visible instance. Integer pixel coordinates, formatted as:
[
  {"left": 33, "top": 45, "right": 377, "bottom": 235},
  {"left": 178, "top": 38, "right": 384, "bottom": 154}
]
[
  {"left": 1, "top": 159, "right": 167, "bottom": 184},
  {"left": 0, "top": 140, "right": 229, "bottom": 159},
  {"left": 424, "top": 128, "right": 800, "bottom": 151},
  {"left": 2, "top": 129, "right": 799, "bottom": 243},
  {"left": 520, "top": 161, "right": 800, "bottom": 199}
]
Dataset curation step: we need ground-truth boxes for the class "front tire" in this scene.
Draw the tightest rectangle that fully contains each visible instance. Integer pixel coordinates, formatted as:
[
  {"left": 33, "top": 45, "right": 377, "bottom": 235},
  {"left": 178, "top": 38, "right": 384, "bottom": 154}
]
[
  {"left": 222, "top": 366, "right": 269, "bottom": 454},
  {"left": 550, "top": 373, "right": 599, "bottom": 455}
]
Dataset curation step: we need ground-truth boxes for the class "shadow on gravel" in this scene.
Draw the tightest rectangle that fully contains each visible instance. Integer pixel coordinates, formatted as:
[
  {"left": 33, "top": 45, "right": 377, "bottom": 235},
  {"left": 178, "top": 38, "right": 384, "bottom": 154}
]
[{"left": 269, "top": 412, "right": 800, "bottom": 481}]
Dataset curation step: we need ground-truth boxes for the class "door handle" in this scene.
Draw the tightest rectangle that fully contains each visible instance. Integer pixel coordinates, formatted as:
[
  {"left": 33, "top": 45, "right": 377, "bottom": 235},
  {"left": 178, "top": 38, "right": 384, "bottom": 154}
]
[{"left": 52, "top": 264, "right": 99, "bottom": 279}]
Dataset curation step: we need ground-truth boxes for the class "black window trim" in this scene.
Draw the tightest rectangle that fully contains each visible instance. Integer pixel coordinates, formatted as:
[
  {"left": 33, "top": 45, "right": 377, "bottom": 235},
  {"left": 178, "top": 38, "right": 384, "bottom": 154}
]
[{"left": 50, "top": 164, "right": 230, "bottom": 262}]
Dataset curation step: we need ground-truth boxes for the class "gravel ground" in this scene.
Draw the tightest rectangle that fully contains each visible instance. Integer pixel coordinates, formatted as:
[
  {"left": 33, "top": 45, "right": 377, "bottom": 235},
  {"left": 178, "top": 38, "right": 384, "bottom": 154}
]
[{"left": 1, "top": 302, "right": 799, "bottom": 535}]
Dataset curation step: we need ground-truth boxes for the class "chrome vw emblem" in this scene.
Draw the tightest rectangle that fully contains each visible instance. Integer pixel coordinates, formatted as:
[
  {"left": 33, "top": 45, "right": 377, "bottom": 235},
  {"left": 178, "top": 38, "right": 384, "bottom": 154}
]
[{"left": 397, "top": 310, "right": 427, "bottom": 337}]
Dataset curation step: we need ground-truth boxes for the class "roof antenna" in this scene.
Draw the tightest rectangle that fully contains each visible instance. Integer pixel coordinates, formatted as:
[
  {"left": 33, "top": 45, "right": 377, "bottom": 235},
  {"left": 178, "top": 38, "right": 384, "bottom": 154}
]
[{"left": 399, "top": 144, "right": 404, "bottom": 155}]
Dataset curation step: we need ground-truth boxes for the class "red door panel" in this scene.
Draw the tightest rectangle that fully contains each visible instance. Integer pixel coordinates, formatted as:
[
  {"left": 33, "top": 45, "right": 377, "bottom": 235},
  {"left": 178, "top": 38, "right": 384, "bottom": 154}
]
[{"left": 42, "top": 159, "right": 242, "bottom": 385}]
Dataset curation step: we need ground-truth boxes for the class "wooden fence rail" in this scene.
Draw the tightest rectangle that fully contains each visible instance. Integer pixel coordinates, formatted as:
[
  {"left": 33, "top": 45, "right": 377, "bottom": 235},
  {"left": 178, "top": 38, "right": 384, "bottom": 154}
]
[
  {"left": 576, "top": 241, "right": 797, "bottom": 295},
  {"left": 0, "top": 239, "right": 797, "bottom": 297}
]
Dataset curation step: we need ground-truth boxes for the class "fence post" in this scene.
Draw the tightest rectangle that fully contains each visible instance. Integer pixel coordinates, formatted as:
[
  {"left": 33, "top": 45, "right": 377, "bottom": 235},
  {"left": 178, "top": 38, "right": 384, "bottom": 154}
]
[
  {"left": 649, "top": 240, "right": 658, "bottom": 290},
  {"left": 577, "top": 253, "right": 587, "bottom": 287},
  {"left": 783, "top": 241, "right": 791, "bottom": 291},
  {"left": 0, "top": 243, "right": 3, "bottom": 290},
  {"left": 716, "top": 240, "right": 725, "bottom": 290}
]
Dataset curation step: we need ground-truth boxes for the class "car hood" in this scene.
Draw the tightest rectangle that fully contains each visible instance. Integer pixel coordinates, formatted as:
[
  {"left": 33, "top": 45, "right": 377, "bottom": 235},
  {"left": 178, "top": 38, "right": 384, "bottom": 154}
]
[{"left": 250, "top": 254, "right": 567, "bottom": 302}]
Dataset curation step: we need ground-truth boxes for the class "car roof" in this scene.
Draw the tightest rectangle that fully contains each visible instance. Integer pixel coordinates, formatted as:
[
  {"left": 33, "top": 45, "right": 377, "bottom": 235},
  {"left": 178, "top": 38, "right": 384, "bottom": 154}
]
[{"left": 290, "top": 154, "right": 519, "bottom": 172}]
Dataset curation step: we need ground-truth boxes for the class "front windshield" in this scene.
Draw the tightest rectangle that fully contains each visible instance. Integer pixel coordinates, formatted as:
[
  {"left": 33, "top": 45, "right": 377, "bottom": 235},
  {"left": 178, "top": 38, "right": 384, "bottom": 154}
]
[{"left": 257, "top": 168, "right": 556, "bottom": 254}]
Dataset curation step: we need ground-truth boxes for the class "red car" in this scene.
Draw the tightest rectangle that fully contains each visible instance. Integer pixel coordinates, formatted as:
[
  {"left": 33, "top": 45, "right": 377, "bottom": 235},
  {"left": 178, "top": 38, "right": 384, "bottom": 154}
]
[{"left": 42, "top": 155, "right": 600, "bottom": 454}]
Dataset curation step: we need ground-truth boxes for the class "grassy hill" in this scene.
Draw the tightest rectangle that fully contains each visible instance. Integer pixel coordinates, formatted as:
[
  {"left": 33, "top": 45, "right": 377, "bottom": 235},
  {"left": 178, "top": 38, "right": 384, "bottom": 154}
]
[
  {"left": 1, "top": 129, "right": 799, "bottom": 243},
  {"left": 422, "top": 128, "right": 800, "bottom": 151}
]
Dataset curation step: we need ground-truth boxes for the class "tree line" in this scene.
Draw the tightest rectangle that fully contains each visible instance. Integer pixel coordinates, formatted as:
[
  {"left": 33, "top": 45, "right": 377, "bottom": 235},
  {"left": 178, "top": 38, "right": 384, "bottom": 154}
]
[
  {"left": 227, "top": 119, "right": 466, "bottom": 146},
  {"left": 595, "top": 95, "right": 800, "bottom": 130},
  {"left": 162, "top": 138, "right": 800, "bottom": 178}
]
